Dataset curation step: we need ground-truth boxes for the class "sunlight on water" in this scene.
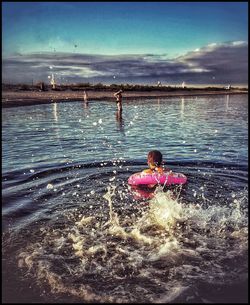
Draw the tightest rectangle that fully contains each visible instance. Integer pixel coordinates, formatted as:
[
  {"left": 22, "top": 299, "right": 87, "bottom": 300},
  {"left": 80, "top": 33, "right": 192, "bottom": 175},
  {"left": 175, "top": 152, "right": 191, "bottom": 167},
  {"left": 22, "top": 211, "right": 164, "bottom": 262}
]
[{"left": 2, "top": 95, "right": 248, "bottom": 302}]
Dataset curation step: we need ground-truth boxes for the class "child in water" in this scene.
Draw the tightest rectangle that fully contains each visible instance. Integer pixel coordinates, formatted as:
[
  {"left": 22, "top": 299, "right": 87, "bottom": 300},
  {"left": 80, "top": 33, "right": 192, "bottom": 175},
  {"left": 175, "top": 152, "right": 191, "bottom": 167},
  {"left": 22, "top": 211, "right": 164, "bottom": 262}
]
[
  {"left": 130, "top": 150, "right": 172, "bottom": 197},
  {"left": 142, "top": 150, "right": 172, "bottom": 188},
  {"left": 143, "top": 150, "right": 168, "bottom": 174}
]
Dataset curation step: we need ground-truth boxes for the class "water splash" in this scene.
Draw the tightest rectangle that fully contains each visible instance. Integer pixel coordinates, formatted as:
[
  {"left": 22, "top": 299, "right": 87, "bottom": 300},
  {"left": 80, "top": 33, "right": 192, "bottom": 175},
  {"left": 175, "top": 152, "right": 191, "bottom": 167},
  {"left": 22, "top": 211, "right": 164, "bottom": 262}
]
[{"left": 16, "top": 186, "right": 248, "bottom": 303}]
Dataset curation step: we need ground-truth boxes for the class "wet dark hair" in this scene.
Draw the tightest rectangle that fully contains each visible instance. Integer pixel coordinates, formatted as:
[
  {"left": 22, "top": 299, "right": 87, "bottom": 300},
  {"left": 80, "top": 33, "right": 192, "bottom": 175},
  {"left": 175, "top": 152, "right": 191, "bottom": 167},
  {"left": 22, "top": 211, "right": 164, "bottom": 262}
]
[{"left": 147, "top": 150, "right": 163, "bottom": 167}]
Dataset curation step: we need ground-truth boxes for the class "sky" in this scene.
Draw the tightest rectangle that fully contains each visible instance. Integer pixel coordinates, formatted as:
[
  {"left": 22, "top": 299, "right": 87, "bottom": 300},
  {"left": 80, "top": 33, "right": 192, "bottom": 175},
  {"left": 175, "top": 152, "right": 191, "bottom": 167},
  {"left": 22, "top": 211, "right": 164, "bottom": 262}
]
[{"left": 2, "top": 2, "right": 248, "bottom": 85}]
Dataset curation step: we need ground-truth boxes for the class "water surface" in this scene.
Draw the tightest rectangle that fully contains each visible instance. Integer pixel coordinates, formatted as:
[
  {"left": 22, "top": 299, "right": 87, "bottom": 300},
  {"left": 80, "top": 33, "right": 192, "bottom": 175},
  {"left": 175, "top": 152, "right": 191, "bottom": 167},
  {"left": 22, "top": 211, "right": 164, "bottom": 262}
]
[{"left": 2, "top": 95, "right": 248, "bottom": 303}]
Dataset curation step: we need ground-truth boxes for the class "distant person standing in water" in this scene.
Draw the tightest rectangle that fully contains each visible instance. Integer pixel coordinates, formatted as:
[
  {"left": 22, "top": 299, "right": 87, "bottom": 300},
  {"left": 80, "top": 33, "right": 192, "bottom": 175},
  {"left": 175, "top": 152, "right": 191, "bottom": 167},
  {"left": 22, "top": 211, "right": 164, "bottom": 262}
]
[
  {"left": 83, "top": 90, "right": 88, "bottom": 104},
  {"left": 114, "top": 89, "right": 123, "bottom": 112}
]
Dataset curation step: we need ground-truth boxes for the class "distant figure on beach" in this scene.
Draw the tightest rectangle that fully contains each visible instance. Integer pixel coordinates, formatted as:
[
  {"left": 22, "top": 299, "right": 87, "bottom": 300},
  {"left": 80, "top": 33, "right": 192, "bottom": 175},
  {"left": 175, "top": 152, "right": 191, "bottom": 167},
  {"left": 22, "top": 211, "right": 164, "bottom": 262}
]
[
  {"left": 83, "top": 90, "right": 88, "bottom": 103},
  {"left": 51, "top": 74, "right": 56, "bottom": 90},
  {"left": 114, "top": 89, "right": 123, "bottom": 112},
  {"left": 38, "top": 82, "right": 45, "bottom": 91}
]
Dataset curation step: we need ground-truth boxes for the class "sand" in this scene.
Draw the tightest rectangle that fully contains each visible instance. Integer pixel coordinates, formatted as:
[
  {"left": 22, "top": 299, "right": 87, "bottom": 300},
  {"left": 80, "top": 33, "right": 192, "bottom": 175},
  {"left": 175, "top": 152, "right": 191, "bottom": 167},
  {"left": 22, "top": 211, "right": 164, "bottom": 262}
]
[{"left": 2, "top": 89, "right": 248, "bottom": 108}]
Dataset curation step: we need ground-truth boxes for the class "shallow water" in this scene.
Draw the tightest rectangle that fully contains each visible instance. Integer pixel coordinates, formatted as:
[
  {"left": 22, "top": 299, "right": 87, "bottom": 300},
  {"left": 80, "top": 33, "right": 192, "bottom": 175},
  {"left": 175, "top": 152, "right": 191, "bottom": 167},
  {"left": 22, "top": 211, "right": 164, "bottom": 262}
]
[{"left": 2, "top": 95, "right": 248, "bottom": 303}]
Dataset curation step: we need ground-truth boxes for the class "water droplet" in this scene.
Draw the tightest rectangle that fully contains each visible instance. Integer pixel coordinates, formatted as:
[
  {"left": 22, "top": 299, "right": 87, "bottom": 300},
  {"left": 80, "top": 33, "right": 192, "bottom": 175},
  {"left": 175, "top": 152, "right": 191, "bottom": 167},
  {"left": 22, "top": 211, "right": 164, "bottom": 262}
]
[{"left": 47, "top": 184, "right": 54, "bottom": 190}]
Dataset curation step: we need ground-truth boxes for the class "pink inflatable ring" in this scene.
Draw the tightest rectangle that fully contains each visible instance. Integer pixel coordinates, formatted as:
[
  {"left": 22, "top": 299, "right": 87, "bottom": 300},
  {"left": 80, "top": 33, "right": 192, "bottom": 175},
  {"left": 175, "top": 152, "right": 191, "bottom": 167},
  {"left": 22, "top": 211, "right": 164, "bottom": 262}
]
[{"left": 128, "top": 171, "right": 187, "bottom": 186}]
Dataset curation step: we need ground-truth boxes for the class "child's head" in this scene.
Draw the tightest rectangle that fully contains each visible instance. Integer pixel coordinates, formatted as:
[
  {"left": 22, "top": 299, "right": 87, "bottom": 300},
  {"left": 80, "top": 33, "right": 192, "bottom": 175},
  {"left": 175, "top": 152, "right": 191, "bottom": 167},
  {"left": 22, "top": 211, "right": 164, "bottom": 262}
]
[{"left": 147, "top": 150, "right": 163, "bottom": 168}]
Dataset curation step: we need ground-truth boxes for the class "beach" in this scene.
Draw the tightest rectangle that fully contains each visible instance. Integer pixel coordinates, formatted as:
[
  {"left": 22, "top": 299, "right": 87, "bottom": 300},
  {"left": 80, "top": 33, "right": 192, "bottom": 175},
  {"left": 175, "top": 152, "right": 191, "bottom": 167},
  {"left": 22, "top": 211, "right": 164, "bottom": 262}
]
[{"left": 2, "top": 88, "right": 247, "bottom": 107}]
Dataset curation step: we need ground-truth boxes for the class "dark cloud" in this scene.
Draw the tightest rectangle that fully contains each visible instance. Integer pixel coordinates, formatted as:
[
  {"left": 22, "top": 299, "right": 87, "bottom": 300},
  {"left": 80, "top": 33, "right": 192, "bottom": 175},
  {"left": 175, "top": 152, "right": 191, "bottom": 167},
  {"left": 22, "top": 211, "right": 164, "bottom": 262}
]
[
  {"left": 2, "top": 41, "right": 248, "bottom": 85},
  {"left": 177, "top": 41, "right": 248, "bottom": 84}
]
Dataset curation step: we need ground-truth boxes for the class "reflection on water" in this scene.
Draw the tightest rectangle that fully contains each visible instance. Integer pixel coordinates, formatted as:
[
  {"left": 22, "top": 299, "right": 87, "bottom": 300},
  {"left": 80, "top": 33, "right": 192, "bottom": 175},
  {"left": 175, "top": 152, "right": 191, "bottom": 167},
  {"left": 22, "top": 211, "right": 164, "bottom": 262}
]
[
  {"left": 2, "top": 95, "right": 248, "bottom": 171},
  {"left": 157, "top": 98, "right": 160, "bottom": 110},
  {"left": 116, "top": 110, "right": 125, "bottom": 133},
  {"left": 53, "top": 102, "right": 58, "bottom": 122},
  {"left": 2, "top": 95, "right": 248, "bottom": 303},
  {"left": 181, "top": 97, "right": 185, "bottom": 119},
  {"left": 225, "top": 94, "right": 229, "bottom": 112},
  {"left": 84, "top": 100, "right": 89, "bottom": 108}
]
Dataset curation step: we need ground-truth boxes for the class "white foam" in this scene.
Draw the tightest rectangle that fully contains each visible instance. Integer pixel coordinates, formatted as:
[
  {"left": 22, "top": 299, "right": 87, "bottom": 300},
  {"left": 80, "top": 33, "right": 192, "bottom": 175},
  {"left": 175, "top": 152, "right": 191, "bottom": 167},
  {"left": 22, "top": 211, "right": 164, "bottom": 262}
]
[{"left": 16, "top": 186, "right": 248, "bottom": 303}]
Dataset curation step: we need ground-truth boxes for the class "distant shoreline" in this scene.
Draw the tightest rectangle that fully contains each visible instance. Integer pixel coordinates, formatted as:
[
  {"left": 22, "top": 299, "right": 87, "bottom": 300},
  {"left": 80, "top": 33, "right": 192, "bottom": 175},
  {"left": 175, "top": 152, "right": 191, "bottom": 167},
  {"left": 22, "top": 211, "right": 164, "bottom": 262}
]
[{"left": 2, "top": 89, "right": 248, "bottom": 108}]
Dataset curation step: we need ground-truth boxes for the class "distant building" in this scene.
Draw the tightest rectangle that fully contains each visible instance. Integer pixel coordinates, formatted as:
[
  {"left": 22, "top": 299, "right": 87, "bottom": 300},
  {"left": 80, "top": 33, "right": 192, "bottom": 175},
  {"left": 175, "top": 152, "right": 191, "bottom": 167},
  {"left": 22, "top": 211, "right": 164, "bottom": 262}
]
[
  {"left": 224, "top": 84, "right": 231, "bottom": 90},
  {"left": 182, "top": 82, "right": 186, "bottom": 89},
  {"left": 157, "top": 81, "right": 162, "bottom": 87}
]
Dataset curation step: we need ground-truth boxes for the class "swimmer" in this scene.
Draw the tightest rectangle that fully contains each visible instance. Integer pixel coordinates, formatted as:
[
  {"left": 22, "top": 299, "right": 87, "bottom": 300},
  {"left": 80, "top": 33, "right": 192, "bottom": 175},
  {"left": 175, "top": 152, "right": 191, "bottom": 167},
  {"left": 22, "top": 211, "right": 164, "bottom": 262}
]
[
  {"left": 142, "top": 150, "right": 171, "bottom": 187},
  {"left": 128, "top": 150, "right": 186, "bottom": 189},
  {"left": 143, "top": 150, "right": 169, "bottom": 174}
]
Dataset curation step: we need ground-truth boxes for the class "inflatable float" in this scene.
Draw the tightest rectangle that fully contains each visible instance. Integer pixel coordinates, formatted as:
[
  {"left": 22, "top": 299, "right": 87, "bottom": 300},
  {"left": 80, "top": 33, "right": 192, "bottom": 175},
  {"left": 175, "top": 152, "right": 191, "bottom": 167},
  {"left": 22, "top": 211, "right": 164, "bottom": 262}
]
[
  {"left": 130, "top": 185, "right": 155, "bottom": 200},
  {"left": 128, "top": 171, "right": 187, "bottom": 186}
]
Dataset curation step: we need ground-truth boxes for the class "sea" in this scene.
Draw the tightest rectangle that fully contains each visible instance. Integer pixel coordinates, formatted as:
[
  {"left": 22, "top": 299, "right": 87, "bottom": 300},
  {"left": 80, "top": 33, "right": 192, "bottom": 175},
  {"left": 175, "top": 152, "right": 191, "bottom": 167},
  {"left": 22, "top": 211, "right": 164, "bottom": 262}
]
[{"left": 2, "top": 94, "right": 248, "bottom": 303}]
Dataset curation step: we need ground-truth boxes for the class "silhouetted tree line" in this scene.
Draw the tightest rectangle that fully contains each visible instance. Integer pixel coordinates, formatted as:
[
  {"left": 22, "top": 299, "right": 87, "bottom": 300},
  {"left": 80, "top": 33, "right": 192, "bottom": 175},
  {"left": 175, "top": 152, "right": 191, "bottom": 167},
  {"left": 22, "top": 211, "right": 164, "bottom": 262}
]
[{"left": 2, "top": 82, "right": 247, "bottom": 92}]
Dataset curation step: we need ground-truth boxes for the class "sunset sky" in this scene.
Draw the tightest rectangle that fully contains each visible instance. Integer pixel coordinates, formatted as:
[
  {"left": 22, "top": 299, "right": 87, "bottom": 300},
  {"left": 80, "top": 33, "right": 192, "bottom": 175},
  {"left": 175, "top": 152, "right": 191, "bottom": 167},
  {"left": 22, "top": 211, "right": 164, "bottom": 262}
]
[{"left": 2, "top": 2, "right": 248, "bottom": 85}]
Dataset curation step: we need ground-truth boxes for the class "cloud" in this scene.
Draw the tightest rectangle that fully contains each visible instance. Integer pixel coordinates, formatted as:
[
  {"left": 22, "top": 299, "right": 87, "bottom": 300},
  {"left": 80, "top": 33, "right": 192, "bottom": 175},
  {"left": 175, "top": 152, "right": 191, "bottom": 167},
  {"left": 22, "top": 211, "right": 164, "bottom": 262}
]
[
  {"left": 177, "top": 41, "right": 248, "bottom": 84},
  {"left": 2, "top": 41, "right": 248, "bottom": 84}
]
